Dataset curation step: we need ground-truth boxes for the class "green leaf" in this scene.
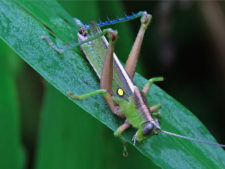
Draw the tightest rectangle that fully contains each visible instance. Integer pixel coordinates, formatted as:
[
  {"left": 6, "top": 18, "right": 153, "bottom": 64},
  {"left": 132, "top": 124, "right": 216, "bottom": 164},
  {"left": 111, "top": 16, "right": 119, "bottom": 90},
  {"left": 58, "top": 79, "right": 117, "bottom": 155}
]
[
  {"left": 0, "top": 1, "right": 225, "bottom": 168},
  {"left": 0, "top": 40, "right": 25, "bottom": 169}
]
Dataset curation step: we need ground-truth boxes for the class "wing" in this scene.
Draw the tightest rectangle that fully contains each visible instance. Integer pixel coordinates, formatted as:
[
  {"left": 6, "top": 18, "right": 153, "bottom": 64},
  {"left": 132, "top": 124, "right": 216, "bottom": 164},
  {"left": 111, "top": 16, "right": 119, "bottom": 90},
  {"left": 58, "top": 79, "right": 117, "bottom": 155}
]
[{"left": 86, "top": 22, "right": 135, "bottom": 98}]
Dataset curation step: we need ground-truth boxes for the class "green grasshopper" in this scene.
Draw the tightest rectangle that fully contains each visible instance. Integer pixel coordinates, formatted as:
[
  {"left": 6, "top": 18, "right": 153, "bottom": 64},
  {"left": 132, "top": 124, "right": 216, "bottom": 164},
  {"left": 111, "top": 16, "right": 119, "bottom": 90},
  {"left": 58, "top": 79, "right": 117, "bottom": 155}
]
[{"left": 42, "top": 11, "right": 225, "bottom": 147}]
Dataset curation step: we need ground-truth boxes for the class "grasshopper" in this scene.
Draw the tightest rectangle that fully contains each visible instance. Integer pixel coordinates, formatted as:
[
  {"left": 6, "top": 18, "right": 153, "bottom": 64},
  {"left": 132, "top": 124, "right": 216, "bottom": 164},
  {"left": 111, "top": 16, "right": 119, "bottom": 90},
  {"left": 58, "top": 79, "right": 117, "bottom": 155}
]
[{"left": 42, "top": 11, "right": 225, "bottom": 147}]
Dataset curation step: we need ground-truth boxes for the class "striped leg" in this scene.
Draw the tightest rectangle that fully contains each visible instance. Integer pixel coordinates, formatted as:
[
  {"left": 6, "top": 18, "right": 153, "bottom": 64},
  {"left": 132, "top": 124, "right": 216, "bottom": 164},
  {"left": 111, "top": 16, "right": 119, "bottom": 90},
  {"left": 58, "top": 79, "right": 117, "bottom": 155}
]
[{"left": 41, "top": 28, "right": 113, "bottom": 54}]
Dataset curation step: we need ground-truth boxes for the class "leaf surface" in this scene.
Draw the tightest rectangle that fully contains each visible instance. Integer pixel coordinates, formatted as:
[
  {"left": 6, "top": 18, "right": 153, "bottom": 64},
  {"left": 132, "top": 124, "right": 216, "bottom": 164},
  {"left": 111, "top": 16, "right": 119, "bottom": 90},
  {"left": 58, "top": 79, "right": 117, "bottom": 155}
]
[{"left": 0, "top": 1, "right": 225, "bottom": 168}]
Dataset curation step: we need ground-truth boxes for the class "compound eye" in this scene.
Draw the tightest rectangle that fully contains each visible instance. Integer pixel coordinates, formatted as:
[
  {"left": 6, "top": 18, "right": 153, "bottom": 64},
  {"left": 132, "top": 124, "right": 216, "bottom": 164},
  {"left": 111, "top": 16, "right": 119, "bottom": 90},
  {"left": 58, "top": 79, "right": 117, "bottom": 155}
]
[
  {"left": 117, "top": 88, "right": 124, "bottom": 97},
  {"left": 143, "top": 123, "right": 154, "bottom": 136}
]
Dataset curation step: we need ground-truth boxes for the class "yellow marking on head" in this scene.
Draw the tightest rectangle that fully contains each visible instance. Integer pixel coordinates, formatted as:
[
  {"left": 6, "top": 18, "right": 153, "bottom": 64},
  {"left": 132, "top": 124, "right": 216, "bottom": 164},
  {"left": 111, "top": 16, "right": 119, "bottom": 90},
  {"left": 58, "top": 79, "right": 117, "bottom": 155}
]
[{"left": 117, "top": 88, "right": 124, "bottom": 96}]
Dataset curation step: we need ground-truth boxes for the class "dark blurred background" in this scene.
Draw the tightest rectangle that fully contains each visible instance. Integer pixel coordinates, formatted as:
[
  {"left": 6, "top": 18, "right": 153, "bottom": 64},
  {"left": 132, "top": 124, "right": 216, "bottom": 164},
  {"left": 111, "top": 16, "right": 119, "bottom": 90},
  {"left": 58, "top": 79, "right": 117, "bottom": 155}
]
[{"left": 0, "top": 1, "right": 225, "bottom": 169}]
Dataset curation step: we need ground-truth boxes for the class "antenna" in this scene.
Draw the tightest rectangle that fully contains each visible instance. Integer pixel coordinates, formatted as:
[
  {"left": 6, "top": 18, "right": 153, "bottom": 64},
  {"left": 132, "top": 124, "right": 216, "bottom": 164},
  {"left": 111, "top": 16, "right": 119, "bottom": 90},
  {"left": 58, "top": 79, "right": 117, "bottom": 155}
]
[
  {"left": 84, "top": 11, "right": 147, "bottom": 29},
  {"left": 162, "top": 130, "right": 225, "bottom": 148}
]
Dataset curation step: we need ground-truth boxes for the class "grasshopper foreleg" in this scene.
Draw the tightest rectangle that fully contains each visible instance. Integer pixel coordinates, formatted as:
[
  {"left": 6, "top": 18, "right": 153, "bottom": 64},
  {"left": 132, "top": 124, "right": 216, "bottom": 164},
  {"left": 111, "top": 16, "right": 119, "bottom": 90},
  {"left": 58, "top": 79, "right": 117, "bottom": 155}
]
[
  {"left": 150, "top": 104, "right": 161, "bottom": 113},
  {"left": 150, "top": 104, "right": 162, "bottom": 118},
  {"left": 114, "top": 120, "right": 130, "bottom": 137}
]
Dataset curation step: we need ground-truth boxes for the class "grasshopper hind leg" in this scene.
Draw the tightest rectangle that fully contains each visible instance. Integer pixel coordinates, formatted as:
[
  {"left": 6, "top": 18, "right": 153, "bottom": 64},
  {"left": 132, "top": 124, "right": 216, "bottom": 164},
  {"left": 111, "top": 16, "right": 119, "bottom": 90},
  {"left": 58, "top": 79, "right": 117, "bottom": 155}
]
[
  {"left": 67, "top": 29, "right": 125, "bottom": 119},
  {"left": 99, "top": 29, "right": 127, "bottom": 118},
  {"left": 42, "top": 27, "right": 113, "bottom": 54},
  {"left": 125, "top": 12, "right": 152, "bottom": 79},
  {"left": 41, "top": 36, "right": 64, "bottom": 54}
]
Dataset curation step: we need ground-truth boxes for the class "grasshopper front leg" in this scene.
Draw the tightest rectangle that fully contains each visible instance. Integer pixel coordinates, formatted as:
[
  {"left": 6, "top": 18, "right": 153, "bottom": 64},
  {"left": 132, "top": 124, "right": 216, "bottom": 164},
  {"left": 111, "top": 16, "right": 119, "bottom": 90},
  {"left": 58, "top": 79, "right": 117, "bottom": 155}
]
[
  {"left": 114, "top": 120, "right": 130, "bottom": 136},
  {"left": 150, "top": 104, "right": 161, "bottom": 118}
]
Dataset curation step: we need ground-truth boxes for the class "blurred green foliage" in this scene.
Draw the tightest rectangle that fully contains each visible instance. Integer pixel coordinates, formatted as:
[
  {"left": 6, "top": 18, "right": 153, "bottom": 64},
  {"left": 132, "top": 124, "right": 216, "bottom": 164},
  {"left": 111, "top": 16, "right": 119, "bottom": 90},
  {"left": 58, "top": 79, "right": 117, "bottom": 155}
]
[
  {"left": 0, "top": 0, "right": 225, "bottom": 169},
  {"left": 0, "top": 40, "right": 25, "bottom": 169}
]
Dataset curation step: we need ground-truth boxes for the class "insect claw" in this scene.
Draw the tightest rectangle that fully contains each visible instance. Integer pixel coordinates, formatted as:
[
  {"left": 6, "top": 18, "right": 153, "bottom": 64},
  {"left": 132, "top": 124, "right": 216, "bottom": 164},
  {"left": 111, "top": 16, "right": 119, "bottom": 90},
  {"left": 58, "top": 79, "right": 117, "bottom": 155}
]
[{"left": 123, "top": 151, "right": 128, "bottom": 157}]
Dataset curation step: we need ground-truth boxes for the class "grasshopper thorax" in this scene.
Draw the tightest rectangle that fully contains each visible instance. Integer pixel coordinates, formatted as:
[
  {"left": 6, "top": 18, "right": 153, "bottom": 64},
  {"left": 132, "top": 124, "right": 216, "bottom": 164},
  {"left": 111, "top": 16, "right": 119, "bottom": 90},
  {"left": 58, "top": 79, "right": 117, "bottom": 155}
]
[{"left": 132, "top": 86, "right": 161, "bottom": 141}]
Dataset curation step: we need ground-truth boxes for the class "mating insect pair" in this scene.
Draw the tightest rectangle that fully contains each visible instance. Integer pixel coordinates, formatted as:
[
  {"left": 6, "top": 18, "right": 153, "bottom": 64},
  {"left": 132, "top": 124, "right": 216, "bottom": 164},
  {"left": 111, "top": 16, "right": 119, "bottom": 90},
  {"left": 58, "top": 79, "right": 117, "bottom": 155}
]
[{"left": 42, "top": 11, "right": 225, "bottom": 147}]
